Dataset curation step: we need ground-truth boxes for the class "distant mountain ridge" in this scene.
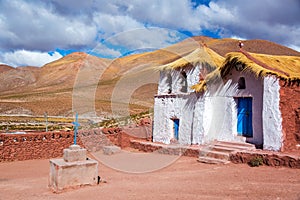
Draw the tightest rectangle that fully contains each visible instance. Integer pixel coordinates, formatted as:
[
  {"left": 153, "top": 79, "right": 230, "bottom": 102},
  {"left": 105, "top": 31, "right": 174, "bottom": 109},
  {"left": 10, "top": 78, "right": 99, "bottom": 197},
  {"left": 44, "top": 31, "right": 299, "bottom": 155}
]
[{"left": 0, "top": 36, "right": 299, "bottom": 116}]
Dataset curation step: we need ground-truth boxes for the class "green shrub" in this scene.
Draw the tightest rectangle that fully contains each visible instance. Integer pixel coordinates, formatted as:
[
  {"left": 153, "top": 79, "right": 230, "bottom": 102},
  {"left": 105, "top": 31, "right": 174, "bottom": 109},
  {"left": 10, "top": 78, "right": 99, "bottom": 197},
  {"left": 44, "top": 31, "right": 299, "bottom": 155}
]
[{"left": 249, "top": 156, "right": 263, "bottom": 167}]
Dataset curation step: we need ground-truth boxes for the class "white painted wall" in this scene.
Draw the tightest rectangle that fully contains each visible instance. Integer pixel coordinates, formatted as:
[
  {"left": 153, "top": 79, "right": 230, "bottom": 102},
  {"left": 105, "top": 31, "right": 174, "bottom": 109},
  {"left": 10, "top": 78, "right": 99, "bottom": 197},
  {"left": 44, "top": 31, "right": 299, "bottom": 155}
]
[
  {"left": 208, "top": 97, "right": 239, "bottom": 142},
  {"left": 171, "top": 70, "right": 183, "bottom": 94},
  {"left": 157, "top": 65, "right": 200, "bottom": 95},
  {"left": 154, "top": 67, "right": 250, "bottom": 145},
  {"left": 153, "top": 94, "right": 196, "bottom": 144},
  {"left": 186, "top": 65, "right": 200, "bottom": 93},
  {"left": 262, "top": 76, "right": 282, "bottom": 151},
  {"left": 155, "top": 66, "right": 283, "bottom": 150},
  {"left": 193, "top": 96, "right": 240, "bottom": 144},
  {"left": 158, "top": 70, "right": 172, "bottom": 94},
  {"left": 154, "top": 66, "right": 200, "bottom": 144},
  {"left": 225, "top": 69, "right": 264, "bottom": 146},
  {"left": 153, "top": 96, "right": 174, "bottom": 144},
  {"left": 178, "top": 94, "right": 196, "bottom": 144},
  {"left": 192, "top": 97, "right": 205, "bottom": 144}
]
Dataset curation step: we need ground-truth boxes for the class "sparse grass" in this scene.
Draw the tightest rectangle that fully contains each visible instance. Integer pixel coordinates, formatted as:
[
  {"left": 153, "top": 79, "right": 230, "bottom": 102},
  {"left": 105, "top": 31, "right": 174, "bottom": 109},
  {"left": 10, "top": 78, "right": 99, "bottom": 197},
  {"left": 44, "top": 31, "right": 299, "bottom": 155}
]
[
  {"left": 0, "top": 116, "right": 73, "bottom": 123},
  {"left": 0, "top": 124, "right": 73, "bottom": 132},
  {"left": 43, "top": 56, "right": 82, "bottom": 68},
  {"left": 0, "top": 109, "right": 153, "bottom": 132},
  {"left": 94, "top": 110, "right": 153, "bottom": 128},
  {"left": 0, "top": 115, "right": 74, "bottom": 132},
  {"left": 248, "top": 156, "right": 264, "bottom": 167}
]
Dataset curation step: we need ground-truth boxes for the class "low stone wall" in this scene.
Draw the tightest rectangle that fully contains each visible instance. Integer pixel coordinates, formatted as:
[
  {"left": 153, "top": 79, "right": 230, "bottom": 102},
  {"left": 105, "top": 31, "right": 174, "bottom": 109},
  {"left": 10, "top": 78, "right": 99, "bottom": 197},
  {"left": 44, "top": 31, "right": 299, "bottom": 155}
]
[
  {"left": 0, "top": 128, "right": 141, "bottom": 162},
  {"left": 230, "top": 151, "right": 300, "bottom": 168},
  {"left": 0, "top": 131, "right": 75, "bottom": 162},
  {"left": 78, "top": 128, "right": 141, "bottom": 151},
  {"left": 130, "top": 140, "right": 200, "bottom": 157},
  {"left": 3, "top": 127, "right": 298, "bottom": 168},
  {"left": 130, "top": 140, "right": 162, "bottom": 152},
  {"left": 78, "top": 129, "right": 117, "bottom": 152},
  {"left": 130, "top": 140, "right": 300, "bottom": 168},
  {"left": 182, "top": 147, "right": 201, "bottom": 157}
]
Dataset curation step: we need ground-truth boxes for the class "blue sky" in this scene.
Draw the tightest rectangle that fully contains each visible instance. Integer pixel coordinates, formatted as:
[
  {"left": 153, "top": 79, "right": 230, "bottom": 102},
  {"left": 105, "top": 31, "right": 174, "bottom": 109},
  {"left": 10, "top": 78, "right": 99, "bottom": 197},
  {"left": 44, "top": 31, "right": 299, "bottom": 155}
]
[{"left": 0, "top": 0, "right": 299, "bottom": 67}]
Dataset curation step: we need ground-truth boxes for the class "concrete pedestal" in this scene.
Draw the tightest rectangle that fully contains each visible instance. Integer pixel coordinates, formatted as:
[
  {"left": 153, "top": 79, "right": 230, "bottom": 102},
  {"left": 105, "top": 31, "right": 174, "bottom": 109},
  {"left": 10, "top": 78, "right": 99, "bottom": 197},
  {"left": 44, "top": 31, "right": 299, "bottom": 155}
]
[{"left": 49, "top": 145, "right": 98, "bottom": 193}]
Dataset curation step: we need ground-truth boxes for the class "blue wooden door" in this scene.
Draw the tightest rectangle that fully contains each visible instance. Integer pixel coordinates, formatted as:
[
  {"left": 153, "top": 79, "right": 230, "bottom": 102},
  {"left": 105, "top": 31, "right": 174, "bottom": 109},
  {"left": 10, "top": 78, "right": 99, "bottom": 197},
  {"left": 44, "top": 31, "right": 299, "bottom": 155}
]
[
  {"left": 237, "top": 98, "right": 253, "bottom": 137},
  {"left": 173, "top": 119, "right": 179, "bottom": 140}
]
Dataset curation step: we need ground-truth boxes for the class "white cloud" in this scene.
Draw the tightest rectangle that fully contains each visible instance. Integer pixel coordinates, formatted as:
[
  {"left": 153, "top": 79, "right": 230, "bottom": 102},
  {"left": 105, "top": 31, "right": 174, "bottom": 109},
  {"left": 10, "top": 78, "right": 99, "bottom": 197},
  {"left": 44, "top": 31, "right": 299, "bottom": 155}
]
[
  {"left": 196, "top": 0, "right": 300, "bottom": 48},
  {"left": 124, "top": 0, "right": 203, "bottom": 30},
  {"left": 288, "top": 45, "right": 300, "bottom": 53},
  {"left": 107, "top": 28, "right": 183, "bottom": 50},
  {"left": 197, "top": 2, "right": 236, "bottom": 30},
  {"left": 90, "top": 0, "right": 300, "bottom": 51},
  {"left": 93, "top": 13, "right": 144, "bottom": 38},
  {"left": 0, "top": 0, "right": 97, "bottom": 51},
  {"left": 90, "top": 43, "right": 122, "bottom": 58},
  {"left": 89, "top": 28, "right": 186, "bottom": 58},
  {"left": 0, "top": 0, "right": 299, "bottom": 67},
  {"left": 0, "top": 50, "right": 63, "bottom": 67},
  {"left": 230, "top": 35, "right": 247, "bottom": 41}
]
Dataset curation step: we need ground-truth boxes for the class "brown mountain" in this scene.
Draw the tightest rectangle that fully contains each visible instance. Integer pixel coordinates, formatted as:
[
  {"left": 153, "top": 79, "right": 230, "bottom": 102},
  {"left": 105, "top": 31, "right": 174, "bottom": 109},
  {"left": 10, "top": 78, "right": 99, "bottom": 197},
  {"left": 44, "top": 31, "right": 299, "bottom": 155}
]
[
  {"left": 0, "top": 36, "right": 299, "bottom": 117},
  {"left": 0, "top": 64, "right": 14, "bottom": 73}
]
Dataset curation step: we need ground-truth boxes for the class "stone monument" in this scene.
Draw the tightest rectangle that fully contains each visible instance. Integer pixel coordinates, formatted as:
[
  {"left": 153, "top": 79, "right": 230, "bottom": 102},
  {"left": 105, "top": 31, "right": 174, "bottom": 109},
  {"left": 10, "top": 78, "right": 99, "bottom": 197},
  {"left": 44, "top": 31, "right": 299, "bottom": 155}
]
[{"left": 48, "top": 113, "right": 98, "bottom": 193}]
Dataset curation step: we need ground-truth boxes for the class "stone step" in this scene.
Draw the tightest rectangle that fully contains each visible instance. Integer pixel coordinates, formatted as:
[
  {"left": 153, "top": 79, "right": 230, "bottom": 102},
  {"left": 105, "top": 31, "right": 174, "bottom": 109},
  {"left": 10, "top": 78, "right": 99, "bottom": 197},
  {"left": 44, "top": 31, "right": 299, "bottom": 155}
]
[
  {"left": 197, "top": 141, "right": 255, "bottom": 165},
  {"left": 209, "top": 145, "right": 241, "bottom": 153},
  {"left": 214, "top": 141, "right": 256, "bottom": 149},
  {"left": 199, "top": 149, "right": 230, "bottom": 160},
  {"left": 198, "top": 156, "right": 230, "bottom": 165}
]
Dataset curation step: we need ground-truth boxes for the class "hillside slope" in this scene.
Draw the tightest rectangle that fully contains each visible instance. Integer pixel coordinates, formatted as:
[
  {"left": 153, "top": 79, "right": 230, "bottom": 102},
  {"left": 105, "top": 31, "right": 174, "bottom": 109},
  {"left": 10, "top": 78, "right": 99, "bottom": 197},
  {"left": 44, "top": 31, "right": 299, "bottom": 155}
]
[{"left": 0, "top": 36, "right": 299, "bottom": 116}]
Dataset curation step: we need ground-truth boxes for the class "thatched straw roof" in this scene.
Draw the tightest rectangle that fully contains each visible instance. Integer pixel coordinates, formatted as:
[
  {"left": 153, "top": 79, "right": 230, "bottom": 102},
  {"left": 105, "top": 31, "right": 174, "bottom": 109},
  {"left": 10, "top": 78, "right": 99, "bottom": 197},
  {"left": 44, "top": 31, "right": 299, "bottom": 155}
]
[
  {"left": 192, "top": 50, "right": 300, "bottom": 92},
  {"left": 157, "top": 47, "right": 224, "bottom": 71}
]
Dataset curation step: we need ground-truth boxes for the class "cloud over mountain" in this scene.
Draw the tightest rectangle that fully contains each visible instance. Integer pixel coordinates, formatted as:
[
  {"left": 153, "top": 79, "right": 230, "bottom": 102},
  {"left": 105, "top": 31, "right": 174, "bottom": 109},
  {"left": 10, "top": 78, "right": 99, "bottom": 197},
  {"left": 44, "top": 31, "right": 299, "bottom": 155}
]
[
  {"left": 0, "top": 0, "right": 299, "bottom": 67},
  {"left": 0, "top": 50, "right": 62, "bottom": 67}
]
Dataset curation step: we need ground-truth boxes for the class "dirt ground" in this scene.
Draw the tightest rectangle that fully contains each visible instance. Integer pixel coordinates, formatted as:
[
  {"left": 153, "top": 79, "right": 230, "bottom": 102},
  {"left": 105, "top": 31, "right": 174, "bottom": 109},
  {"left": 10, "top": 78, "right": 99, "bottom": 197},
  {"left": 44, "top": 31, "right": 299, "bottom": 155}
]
[{"left": 0, "top": 153, "right": 300, "bottom": 200}]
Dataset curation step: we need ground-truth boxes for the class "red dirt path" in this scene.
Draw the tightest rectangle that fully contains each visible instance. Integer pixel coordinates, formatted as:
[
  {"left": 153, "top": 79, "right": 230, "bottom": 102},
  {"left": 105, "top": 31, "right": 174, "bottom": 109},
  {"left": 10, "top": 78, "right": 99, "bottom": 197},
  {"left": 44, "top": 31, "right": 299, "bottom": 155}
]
[{"left": 0, "top": 155, "right": 300, "bottom": 200}]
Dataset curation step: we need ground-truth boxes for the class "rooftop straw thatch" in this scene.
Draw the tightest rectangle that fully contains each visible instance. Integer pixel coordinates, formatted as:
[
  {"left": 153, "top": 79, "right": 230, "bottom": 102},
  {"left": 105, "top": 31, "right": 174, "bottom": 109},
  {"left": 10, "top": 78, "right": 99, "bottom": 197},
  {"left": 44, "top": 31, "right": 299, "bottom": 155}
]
[
  {"left": 192, "top": 50, "right": 300, "bottom": 92},
  {"left": 157, "top": 47, "right": 224, "bottom": 71}
]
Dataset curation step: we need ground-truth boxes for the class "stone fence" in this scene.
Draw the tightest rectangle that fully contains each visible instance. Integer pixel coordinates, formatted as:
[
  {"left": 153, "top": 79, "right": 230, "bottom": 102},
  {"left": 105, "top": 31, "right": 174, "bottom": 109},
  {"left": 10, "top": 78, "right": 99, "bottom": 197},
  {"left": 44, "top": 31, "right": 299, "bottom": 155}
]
[
  {"left": 0, "top": 128, "right": 141, "bottom": 162},
  {"left": 0, "top": 131, "right": 74, "bottom": 162},
  {"left": 230, "top": 150, "right": 300, "bottom": 168}
]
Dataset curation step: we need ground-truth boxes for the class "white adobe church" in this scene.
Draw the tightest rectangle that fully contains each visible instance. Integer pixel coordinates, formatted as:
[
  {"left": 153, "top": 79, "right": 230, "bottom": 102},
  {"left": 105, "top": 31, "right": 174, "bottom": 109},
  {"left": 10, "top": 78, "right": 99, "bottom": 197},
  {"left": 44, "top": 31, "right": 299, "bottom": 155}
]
[{"left": 152, "top": 46, "right": 300, "bottom": 152}]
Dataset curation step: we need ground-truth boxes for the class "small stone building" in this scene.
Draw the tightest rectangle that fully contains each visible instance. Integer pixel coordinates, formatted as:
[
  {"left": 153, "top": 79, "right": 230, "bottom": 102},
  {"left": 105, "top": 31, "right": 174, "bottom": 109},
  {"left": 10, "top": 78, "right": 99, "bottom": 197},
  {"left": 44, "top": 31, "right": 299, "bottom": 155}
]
[{"left": 153, "top": 46, "right": 300, "bottom": 152}]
